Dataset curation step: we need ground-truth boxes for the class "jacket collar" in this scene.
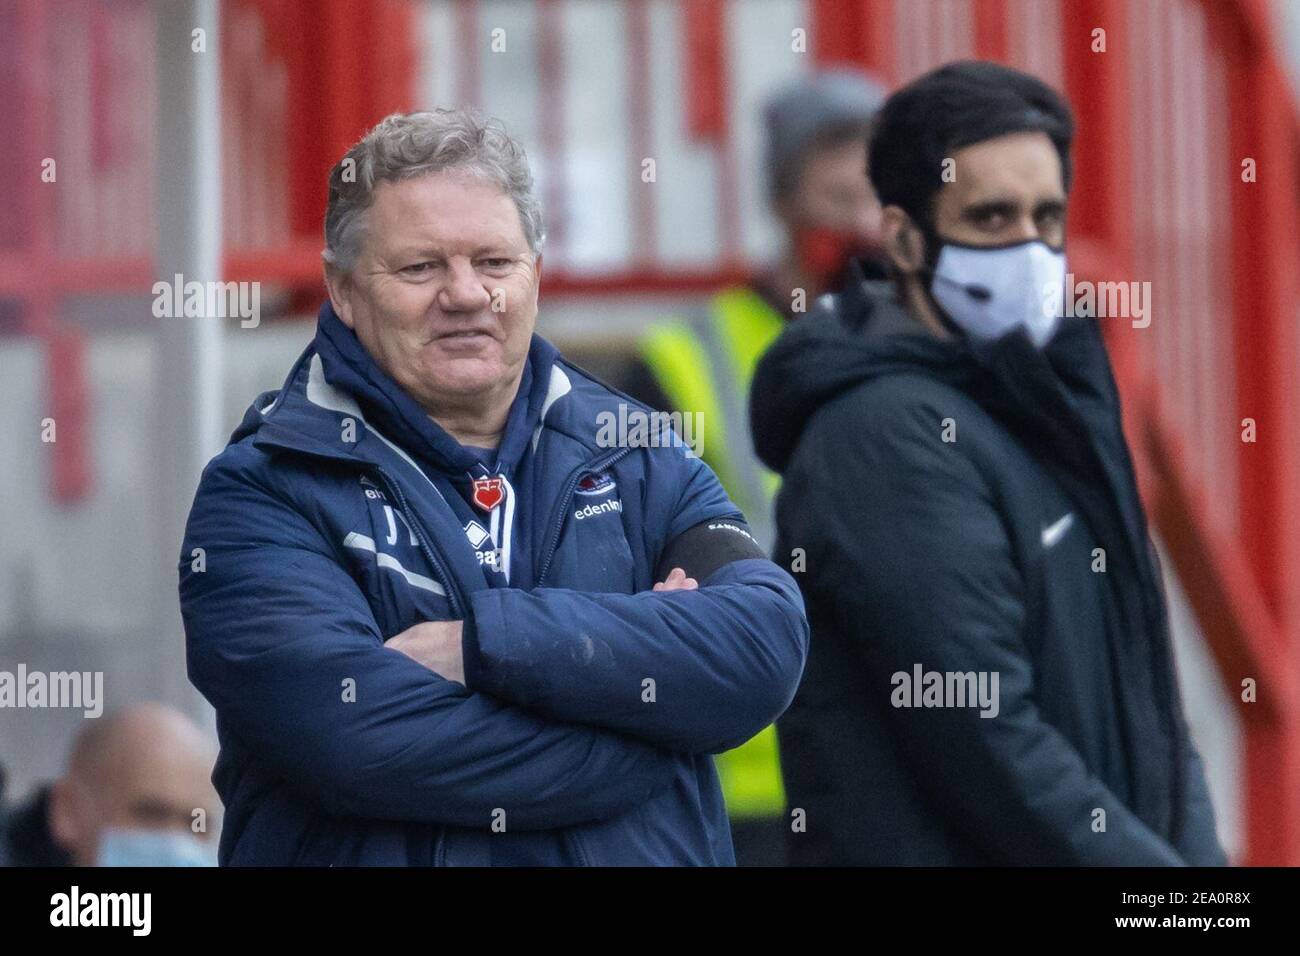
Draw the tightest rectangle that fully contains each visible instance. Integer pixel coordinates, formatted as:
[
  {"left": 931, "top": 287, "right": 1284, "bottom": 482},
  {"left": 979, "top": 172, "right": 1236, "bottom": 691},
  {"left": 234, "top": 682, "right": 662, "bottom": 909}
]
[{"left": 244, "top": 302, "right": 571, "bottom": 472}]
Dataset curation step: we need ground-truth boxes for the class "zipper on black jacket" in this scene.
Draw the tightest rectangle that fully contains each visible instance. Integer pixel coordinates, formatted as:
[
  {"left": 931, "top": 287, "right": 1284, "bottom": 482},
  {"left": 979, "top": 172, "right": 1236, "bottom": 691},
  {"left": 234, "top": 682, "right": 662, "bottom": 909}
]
[{"left": 536, "top": 448, "right": 632, "bottom": 586}]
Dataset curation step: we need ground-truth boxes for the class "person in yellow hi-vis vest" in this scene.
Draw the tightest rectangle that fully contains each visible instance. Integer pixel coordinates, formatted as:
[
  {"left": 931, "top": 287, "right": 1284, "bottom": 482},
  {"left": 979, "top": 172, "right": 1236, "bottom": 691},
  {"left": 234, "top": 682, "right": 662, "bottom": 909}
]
[{"left": 625, "top": 70, "right": 888, "bottom": 865}]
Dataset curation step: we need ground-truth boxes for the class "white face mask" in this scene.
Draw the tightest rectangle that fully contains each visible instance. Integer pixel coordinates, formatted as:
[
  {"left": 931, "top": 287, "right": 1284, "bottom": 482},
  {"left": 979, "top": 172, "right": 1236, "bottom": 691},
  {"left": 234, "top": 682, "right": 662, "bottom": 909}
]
[
  {"left": 96, "top": 828, "right": 217, "bottom": 867},
  {"left": 928, "top": 239, "right": 1067, "bottom": 347}
]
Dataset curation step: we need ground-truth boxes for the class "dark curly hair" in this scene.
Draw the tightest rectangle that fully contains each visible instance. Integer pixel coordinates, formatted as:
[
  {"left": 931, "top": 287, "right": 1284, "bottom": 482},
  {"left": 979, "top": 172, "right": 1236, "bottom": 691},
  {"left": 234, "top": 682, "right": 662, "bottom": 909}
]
[{"left": 868, "top": 60, "right": 1074, "bottom": 234}]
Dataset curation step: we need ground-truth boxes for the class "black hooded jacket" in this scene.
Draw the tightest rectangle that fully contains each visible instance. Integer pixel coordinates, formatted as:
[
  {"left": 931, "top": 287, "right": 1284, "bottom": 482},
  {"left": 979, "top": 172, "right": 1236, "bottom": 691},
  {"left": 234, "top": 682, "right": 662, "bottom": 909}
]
[{"left": 750, "top": 269, "right": 1226, "bottom": 865}]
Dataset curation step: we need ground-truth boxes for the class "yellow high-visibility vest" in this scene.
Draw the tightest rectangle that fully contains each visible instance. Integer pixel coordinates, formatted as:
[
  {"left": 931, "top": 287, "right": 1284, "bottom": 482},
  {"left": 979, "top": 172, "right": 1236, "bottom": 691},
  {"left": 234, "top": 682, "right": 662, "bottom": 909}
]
[{"left": 639, "top": 286, "right": 787, "bottom": 819}]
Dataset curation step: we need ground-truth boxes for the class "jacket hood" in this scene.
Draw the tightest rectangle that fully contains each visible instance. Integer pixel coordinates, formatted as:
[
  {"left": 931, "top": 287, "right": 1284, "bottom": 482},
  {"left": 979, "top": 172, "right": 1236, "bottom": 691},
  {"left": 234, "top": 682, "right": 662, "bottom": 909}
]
[
  {"left": 314, "top": 301, "right": 559, "bottom": 477},
  {"left": 750, "top": 275, "right": 967, "bottom": 473},
  {"left": 750, "top": 269, "right": 1117, "bottom": 476}
]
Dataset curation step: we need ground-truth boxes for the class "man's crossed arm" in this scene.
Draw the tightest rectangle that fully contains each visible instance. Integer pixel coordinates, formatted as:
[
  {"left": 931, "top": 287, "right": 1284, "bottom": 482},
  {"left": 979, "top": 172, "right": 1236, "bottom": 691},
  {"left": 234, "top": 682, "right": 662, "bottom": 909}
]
[
  {"left": 386, "top": 565, "right": 700, "bottom": 684},
  {"left": 387, "top": 518, "right": 809, "bottom": 755}
]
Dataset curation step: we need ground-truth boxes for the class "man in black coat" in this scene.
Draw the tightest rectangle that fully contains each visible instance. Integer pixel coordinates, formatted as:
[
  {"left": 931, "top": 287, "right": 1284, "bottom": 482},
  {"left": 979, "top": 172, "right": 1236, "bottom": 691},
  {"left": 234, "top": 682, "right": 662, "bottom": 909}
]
[{"left": 750, "top": 61, "right": 1226, "bottom": 865}]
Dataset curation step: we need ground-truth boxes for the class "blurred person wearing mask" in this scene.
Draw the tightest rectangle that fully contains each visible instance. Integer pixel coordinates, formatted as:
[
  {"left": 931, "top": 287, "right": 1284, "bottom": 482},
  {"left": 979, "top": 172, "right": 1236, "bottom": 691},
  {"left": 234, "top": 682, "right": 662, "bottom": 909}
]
[
  {"left": 629, "top": 69, "right": 887, "bottom": 866},
  {"left": 750, "top": 61, "right": 1226, "bottom": 866},
  {"left": 3, "top": 702, "right": 218, "bottom": 866},
  {"left": 179, "top": 110, "right": 807, "bottom": 866}
]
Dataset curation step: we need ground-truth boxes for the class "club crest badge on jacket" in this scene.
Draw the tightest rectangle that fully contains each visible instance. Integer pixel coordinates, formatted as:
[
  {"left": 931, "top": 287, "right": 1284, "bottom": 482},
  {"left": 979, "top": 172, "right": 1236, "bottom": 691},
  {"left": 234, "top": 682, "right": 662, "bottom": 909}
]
[{"left": 471, "top": 476, "right": 505, "bottom": 511}]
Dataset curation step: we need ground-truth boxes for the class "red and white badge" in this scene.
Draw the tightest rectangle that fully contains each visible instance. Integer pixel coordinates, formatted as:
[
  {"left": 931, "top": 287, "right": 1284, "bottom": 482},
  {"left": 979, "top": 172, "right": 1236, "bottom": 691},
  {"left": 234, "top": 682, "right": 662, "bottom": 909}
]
[{"left": 471, "top": 477, "right": 505, "bottom": 512}]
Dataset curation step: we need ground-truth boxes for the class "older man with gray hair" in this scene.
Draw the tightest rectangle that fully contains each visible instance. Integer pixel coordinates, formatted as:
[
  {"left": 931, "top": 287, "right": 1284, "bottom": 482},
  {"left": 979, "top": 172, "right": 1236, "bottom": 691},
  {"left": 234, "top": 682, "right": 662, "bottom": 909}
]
[{"left": 179, "top": 109, "right": 808, "bottom": 866}]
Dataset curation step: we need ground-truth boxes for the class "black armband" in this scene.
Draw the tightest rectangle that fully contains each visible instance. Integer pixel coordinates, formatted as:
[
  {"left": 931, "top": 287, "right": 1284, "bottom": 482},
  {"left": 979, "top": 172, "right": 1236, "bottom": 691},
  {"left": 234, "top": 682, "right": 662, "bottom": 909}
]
[{"left": 655, "top": 518, "right": 767, "bottom": 582}]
